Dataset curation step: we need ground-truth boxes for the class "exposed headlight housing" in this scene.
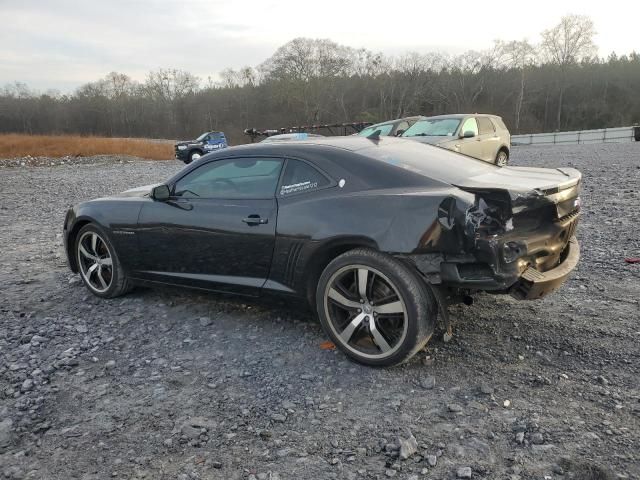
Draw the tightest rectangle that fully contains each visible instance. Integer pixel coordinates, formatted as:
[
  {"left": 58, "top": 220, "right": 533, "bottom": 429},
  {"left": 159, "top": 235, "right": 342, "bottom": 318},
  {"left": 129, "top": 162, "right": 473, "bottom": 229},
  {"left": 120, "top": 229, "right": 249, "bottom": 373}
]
[{"left": 503, "top": 241, "right": 525, "bottom": 263}]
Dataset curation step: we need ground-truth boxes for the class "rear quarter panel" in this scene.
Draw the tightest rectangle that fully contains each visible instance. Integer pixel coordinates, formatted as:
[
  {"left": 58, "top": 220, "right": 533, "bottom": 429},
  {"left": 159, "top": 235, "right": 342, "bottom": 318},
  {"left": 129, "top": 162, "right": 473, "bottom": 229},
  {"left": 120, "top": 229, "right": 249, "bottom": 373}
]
[{"left": 271, "top": 187, "right": 470, "bottom": 294}]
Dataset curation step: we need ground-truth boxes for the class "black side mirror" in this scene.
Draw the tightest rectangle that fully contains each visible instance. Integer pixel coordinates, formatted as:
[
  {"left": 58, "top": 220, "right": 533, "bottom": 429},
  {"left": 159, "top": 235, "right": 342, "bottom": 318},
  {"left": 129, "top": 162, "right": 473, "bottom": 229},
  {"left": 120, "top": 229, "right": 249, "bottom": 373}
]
[
  {"left": 461, "top": 130, "right": 476, "bottom": 139},
  {"left": 151, "top": 184, "right": 170, "bottom": 201},
  {"left": 395, "top": 129, "right": 406, "bottom": 136}
]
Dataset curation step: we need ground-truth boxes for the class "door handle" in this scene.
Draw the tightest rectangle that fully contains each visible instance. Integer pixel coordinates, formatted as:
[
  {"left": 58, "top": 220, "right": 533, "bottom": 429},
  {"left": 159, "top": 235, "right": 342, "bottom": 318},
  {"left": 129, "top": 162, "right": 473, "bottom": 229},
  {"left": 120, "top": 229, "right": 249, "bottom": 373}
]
[{"left": 242, "top": 215, "right": 268, "bottom": 225}]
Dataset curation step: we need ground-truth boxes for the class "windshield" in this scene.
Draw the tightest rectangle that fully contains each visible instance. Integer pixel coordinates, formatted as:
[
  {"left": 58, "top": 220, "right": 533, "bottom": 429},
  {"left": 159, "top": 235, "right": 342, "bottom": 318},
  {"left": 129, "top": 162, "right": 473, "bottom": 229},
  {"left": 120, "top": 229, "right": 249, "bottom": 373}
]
[
  {"left": 402, "top": 118, "right": 461, "bottom": 137},
  {"left": 196, "top": 132, "right": 209, "bottom": 141},
  {"left": 358, "top": 123, "right": 394, "bottom": 137}
]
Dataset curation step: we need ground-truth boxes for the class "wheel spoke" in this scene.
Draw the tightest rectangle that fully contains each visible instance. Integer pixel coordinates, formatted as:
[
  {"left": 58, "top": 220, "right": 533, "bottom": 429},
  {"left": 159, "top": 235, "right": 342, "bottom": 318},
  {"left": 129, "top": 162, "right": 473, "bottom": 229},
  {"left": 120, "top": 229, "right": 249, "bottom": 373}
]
[
  {"left": 374, "top": 300, "right": 404, "bottom": 315},
  {"left": 328, "top": 287, "right": 361, "bottom": 310},
  {"left": 87, "top": 263, "right": 98, "bottom": 275},
  {"left": 340, "top": 312, "right": 366, "bottom": 343},
  {"left": 96, "top": 267, "right": 108, "bottom": 289},
  {"left": 101, "top": 257, "right": 112, "bottom": 266},
  {"left": 369, "top": 320, "right": 392, "bottom": 353},
  {"left": 357, "top": 268, "right": 369, "bottom": 301},
  {"left": 79, "top": 244, "right": 96, "bottom": 261},
  {"left": 90, "top": 233, "right": 98, "bottom": 255}
]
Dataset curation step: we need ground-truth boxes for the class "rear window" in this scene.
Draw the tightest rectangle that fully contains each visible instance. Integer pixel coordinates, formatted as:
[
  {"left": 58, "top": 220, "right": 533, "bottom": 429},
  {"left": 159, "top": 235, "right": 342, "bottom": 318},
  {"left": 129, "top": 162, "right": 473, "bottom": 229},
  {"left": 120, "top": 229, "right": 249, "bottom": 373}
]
[
  {"left": 477, "top": 117, "right": 495, "bottom": 135},
  {"left": 280, "top": 159, "right": 331, "bottom": 196}
]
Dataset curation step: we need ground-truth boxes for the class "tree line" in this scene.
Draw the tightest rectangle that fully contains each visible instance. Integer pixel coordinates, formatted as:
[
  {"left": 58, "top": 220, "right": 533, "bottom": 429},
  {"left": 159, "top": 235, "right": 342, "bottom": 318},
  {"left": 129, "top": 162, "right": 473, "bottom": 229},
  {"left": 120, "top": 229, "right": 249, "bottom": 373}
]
[{"left": 1, "top": 15, "right": 638, "bottom": 144}]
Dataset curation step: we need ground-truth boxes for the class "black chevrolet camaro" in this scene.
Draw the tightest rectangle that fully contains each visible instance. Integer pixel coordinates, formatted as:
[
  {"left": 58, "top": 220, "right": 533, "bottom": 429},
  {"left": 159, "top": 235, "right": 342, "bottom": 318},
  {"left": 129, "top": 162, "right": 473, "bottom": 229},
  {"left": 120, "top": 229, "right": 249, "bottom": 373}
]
[{"left": 63, "top": 137, "right": 581, "bottom": 366}]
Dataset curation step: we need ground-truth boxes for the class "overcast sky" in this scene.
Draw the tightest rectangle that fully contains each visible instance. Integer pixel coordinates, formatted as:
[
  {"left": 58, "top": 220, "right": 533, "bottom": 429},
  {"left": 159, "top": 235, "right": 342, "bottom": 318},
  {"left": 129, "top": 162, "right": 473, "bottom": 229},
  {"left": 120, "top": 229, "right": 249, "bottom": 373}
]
[{"left": 1, "top": 0, "right": 639, "bottom": 92}]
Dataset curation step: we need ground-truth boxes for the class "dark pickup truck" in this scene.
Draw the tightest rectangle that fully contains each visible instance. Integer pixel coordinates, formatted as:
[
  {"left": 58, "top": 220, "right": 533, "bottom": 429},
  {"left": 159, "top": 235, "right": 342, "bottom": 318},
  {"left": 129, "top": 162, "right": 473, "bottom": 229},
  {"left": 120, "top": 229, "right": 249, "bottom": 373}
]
[{"left": 174, "top": 131, "right": 228, "bottom": 164}]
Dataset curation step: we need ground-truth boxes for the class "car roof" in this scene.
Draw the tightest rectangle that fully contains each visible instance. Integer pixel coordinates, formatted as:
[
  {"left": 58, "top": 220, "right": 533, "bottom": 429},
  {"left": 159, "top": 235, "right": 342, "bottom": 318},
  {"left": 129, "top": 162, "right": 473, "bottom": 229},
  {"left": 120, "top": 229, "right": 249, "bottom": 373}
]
[
  {"left": 415, "top": 113, "right": 502, "bottom": 120},
  {"left": 171, "top": 136, "right": 499, "bottom": 192},
  {"left": 264, "top": 133, "right": 323, "bottom": 140},
  {"left": 233, "top": 136, "right": 395, "bottom": 153}
]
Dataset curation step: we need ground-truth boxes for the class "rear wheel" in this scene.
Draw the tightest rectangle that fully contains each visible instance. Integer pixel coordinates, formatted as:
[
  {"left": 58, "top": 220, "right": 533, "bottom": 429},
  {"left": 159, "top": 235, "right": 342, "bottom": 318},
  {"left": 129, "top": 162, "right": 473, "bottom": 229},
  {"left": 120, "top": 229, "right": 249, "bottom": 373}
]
[
  {"left": 316, "top": 249, "right": 436, "bottom": 367},
  {"left": 495, "top": 149, "right": 509, "bottom": 166},
  {"left": 75, "top": 224, "right": 131, "bottom": 298}
]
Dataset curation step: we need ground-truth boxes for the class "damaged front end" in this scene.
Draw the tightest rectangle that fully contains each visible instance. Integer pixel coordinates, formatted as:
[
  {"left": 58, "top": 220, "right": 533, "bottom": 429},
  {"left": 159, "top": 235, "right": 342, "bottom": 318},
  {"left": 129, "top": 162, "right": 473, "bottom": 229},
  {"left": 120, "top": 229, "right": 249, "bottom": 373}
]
[{"left": 410, "top": 168, "right": 582, "bottom": 300}]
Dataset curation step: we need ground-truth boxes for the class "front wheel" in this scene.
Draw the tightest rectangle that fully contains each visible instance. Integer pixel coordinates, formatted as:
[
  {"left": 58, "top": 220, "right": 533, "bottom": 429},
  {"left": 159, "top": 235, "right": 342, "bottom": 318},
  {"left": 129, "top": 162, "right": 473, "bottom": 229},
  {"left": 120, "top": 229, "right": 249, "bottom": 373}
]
[
  {"left": 187, "top": 150, "right": 203, "bottom": 164},
  {"left": 75, "top": 224, "right": 131, "bottom": 298},
  {"left": 495, "top": 149, "right": 509, "bottom": 166},
  {"left": 316, "top": 249, "right": 436, "bottom": 367}
]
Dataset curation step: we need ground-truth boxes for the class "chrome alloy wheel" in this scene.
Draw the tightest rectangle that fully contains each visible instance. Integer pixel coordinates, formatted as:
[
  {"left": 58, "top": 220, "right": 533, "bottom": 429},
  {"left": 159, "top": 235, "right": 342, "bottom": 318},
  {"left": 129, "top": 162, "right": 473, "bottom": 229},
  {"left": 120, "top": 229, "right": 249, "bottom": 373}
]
[
  {"left": 190, "top": 152, "right": 201, "bottom": 161},
  {"left": 77, "top": 231, "right": 113, "bottom": 293},
  {"left": 323, "top": 265, "right": 408, "bottom": 360}
]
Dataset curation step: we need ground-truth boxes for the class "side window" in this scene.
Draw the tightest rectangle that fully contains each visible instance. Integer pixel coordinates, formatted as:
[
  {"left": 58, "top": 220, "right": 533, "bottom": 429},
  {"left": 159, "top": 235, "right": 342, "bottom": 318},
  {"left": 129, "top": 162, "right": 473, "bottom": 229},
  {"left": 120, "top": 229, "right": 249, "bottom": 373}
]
[
  {"left": 174, "top": 157, "right": 283, "bottom": 199},
  {"left": 279, "top": 159, "right": 331, "bottom": 196},
  {"left": 460, "top": 118, "right": 479, "bottom": 136},
  {"left": 491, "top": 117, "right": 508, "bottom": 131},
  {"left": 477, "top": 117, "right": 495, "bottom": 135}
]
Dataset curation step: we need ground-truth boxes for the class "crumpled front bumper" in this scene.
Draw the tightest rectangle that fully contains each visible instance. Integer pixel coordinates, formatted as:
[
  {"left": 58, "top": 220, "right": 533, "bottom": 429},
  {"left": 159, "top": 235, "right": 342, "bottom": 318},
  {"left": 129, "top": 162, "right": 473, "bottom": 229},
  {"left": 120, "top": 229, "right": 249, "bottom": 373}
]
[{"left": 509, "top": 236, "right": 580, "bottom": 300}]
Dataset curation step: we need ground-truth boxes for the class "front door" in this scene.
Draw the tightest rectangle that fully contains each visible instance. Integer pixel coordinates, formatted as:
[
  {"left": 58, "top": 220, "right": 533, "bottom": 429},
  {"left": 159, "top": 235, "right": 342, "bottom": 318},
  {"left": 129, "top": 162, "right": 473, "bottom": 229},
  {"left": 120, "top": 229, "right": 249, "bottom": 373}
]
[
  {"left": 133, "top": 157, "right": 283, "bottom": 295},
  {"left": 457, "top": 117, "right": 483, "bottom": 160}
]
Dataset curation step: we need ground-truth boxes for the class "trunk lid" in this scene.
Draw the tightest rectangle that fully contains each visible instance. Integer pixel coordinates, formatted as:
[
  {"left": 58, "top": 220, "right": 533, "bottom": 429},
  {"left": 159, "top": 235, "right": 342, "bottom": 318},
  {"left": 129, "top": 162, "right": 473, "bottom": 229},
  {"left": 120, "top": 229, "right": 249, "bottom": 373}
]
[{"left": 454, "top": 166, "right": 580, "bottom": 195}]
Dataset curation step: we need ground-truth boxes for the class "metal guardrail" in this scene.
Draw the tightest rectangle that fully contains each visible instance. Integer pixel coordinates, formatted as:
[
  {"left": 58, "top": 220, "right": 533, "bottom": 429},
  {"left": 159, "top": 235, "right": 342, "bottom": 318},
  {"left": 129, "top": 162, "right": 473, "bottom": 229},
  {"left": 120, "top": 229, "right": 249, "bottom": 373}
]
[{"left": 512, "top": 126, "right": 639, "bottom": 146}]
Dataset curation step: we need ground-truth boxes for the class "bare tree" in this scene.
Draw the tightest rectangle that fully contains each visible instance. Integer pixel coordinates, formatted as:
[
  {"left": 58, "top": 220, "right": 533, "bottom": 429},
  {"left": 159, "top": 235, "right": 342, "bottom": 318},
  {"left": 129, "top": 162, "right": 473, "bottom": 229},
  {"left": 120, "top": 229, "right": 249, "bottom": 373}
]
[
  {"left": 3, "top": 19, "right": 640, "bottom": 141},
  {"left": 541, "top": 14, "right": 597, "bottom": 129},
  {"left": 496, "top": 40, "right": 538, "bottom": 132},
  {"left": 144, "top": 68, "right": 199, "bottom": 101}
]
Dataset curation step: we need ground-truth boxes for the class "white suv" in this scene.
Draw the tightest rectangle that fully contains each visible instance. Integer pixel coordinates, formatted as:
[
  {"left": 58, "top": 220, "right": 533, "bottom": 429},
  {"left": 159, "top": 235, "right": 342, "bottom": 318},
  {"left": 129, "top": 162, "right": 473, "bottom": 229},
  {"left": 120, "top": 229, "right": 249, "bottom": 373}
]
[{"left": 402, "top": 114, "right": 511, "bottom": 166}]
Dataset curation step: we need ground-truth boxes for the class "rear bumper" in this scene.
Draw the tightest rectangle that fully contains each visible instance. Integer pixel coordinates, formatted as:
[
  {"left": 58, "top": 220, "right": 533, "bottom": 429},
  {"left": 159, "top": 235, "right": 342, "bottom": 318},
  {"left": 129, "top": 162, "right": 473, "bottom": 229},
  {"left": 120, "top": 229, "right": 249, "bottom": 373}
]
[{"left": 509, "top": 236, "right": 580, "bottom": 300}]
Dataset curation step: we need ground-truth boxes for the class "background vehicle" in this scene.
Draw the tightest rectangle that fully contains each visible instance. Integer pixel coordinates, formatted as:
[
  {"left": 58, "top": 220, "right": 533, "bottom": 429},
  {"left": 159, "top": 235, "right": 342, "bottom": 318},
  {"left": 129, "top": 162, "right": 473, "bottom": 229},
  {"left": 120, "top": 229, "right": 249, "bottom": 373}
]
[
  {"left": 64, "top": 137, "right": 580, "bottom": 367},
  {"left": 174, "top": 131, "right": 228, "bottom": 164},
  {"left": 358, "top": 116, "right": 420, "bottom": 138},
  {"left": 245, "top": 122, "right": 371, "bottom": 142},
  {"left": 261, "top": 133, "right": 323, "bottom": 142},
  {"left": 402, "top": 114, "right": 511, "bottom": 165}
]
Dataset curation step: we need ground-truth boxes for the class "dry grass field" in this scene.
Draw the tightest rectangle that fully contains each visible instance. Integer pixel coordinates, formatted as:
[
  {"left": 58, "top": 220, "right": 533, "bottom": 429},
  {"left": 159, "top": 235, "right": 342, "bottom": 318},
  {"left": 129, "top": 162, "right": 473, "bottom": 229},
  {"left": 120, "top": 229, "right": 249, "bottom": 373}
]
[{"left": 0, "top": 133, "right": 173, "bottom": 160}]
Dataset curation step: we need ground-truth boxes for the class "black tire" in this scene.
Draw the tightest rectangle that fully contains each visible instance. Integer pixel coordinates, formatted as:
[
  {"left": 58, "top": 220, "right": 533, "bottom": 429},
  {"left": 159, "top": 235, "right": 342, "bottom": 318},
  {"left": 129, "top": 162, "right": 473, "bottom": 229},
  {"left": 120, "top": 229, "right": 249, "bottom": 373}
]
[
  {"left": 316, "top": 248, "right": 436, "bottom": 367},
  {"left": 495, "top": 149, "right": 509, "bottom": 166},
  {"left": 74, "top": 223, "right": 132, "bottom": 298}
]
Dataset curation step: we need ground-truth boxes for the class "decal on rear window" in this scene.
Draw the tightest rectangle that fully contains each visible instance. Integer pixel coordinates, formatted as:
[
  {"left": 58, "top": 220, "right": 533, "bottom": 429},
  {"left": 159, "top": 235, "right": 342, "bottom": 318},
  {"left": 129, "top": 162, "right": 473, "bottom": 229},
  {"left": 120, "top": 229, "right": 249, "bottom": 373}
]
[{"left": 280, "top": 181, "right": 319, "bottom": 195}]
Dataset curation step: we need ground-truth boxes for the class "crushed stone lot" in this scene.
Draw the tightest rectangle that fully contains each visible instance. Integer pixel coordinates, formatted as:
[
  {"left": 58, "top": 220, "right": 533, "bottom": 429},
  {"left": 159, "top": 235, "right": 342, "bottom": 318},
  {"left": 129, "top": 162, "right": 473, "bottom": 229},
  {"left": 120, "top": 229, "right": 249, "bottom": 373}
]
[{"left": 1, "top": 144, "right": 639, "bottom": 480}]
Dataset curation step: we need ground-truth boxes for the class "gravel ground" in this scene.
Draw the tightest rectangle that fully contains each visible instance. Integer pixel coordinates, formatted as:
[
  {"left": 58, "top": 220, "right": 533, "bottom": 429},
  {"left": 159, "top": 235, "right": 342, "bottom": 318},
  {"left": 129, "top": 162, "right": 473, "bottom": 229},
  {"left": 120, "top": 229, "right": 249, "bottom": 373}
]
[{"left": 0, "top": 144, "right": 639, "bottom": 480}]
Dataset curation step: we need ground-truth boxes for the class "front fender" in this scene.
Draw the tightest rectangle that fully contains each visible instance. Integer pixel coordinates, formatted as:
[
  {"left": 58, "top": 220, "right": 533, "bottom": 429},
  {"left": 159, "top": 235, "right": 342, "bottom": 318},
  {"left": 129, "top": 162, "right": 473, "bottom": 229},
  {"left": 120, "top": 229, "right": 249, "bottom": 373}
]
[{"left": 63, "top": 199, "right": 144, "bottom": 273}]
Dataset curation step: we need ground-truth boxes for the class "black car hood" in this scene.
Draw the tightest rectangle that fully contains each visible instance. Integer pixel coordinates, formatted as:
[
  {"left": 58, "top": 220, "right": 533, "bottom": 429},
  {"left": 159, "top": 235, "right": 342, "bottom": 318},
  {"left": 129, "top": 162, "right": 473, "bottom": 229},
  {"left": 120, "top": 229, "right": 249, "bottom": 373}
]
[{"left": 106, "top": 184, "right": 158, "bottom": 198}]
